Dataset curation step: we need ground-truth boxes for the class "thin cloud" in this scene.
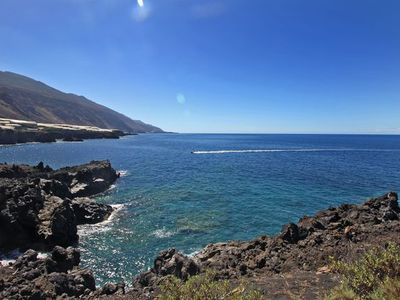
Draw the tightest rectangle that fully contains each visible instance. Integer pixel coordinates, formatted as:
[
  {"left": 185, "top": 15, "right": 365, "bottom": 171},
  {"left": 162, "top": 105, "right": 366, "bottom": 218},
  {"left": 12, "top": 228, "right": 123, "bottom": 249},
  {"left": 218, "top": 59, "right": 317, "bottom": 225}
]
[
  {"left": 191, "top": 2, "right": 226, "bottom": 18},
  {"left": 370, "top": 128, "right": 400, "bottom": 134}
]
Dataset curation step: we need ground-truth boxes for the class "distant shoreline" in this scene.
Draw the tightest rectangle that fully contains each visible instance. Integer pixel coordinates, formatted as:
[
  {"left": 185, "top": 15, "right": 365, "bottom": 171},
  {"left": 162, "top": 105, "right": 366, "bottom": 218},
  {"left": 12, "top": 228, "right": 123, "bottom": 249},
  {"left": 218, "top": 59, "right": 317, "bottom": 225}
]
[
  {"left": 0, "top": 117, "right": 132, "bottom": 146},
  {"left": 177, "top": 132, "right": 400, "bottom": 136}
]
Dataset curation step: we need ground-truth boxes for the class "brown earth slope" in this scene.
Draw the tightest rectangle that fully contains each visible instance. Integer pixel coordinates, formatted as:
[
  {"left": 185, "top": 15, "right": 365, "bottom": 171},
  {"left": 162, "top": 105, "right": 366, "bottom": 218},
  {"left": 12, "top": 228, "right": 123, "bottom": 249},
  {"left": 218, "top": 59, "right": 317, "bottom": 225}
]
[{"left": 0, "top": 71, "right": 163, "bottom": 133}]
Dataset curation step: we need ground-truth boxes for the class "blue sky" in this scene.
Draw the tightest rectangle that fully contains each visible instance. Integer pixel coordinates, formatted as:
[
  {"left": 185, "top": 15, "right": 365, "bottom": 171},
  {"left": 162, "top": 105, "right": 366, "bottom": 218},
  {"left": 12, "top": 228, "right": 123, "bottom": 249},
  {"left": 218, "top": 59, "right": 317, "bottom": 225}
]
[{"left": 0, "top": 0, "right": 399, "bottom": 133}]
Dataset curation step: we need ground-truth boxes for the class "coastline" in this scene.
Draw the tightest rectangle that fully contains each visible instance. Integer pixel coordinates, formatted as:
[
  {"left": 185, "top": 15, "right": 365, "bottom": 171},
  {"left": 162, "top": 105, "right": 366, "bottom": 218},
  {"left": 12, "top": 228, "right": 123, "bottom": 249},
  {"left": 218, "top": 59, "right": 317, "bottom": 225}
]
[
  {"left": 1, "top": 159, "right": 399, "bottom": 299},
  {"left": 0, "top": 117, "right": 131, "bottom": 146},
  {"left": 124, "top": 191, "right": 400, "bottom": 299}
]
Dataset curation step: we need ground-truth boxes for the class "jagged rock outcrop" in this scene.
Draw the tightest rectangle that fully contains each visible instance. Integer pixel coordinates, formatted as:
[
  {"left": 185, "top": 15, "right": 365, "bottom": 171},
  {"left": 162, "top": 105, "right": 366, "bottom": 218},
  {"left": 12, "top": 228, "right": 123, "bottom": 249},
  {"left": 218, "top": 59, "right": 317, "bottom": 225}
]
[
  {"left": 72, "top": 198, "right": 113, "bottom": 225},
  {"left": 0, "top": 246, "right": 125, "bottom": 299},
  {"left": 0, "top": 161, "right": 118, "bottom": 250},
  {"left": 127, "top": 192, "right": 400, "bottom": 299},
  {"left": 0, "top": 178, "right": 45, "bottom": 250},
  {"left": 131, "top": 249, "right": 200, "bottom": 296},
  {"left": 49, "top": 160, "right": 119, "bottom": 198},
  {"left": 37, "top": 196, "right": 78, "bottom": 247},
  {"left": 0, "top": 161, "right": 53, "bottom": 179},
  {"left": 192, "top": 192, "right": 400, "bottom": 278}
]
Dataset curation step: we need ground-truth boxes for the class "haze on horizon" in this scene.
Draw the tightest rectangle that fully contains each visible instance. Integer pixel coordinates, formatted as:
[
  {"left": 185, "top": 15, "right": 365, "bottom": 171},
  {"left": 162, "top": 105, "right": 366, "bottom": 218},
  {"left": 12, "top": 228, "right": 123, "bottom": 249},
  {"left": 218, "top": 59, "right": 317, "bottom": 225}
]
[{"left": 0, "top": 0, "right": 399, "bottom": 134}]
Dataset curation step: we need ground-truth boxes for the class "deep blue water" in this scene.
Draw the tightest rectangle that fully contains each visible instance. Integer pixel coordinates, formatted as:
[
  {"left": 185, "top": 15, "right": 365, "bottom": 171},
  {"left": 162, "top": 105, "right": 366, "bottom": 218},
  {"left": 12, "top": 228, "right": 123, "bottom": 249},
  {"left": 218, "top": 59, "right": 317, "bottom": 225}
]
[{"left": 1, "top": 134, "right": 400, "bottom": 285}]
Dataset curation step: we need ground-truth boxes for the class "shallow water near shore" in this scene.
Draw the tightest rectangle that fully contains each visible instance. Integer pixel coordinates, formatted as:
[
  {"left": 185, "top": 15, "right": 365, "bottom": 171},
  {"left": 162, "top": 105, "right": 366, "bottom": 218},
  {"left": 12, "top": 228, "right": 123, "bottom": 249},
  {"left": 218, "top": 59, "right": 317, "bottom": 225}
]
[{"left": 1, "top": 134, "right": 400, "bottom": 285}]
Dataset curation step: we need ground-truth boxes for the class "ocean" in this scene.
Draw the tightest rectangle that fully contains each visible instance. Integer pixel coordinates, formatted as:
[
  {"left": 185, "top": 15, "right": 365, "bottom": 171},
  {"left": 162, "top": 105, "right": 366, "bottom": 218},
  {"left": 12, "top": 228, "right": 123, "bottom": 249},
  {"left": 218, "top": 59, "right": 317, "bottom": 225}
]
[{"left": 1, "top": 134, "right": 400, "bottom": 285}]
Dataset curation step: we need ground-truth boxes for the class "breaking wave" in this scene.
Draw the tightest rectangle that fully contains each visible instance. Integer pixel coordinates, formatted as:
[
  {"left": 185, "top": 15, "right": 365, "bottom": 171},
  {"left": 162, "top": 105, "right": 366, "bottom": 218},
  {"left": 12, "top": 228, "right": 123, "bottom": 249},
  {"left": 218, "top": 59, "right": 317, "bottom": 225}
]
[
  {"left": 78, "top": 204, "right": 125, "bottom": 236},
  {"left": 151, "top": 228, "right": 175, "bottom": 238},
  {"left": 0, "top": 250, "right": 47, "bottom": 266},
  {"left": 118, "top": 170, "right": 129, "bottom": 177}
]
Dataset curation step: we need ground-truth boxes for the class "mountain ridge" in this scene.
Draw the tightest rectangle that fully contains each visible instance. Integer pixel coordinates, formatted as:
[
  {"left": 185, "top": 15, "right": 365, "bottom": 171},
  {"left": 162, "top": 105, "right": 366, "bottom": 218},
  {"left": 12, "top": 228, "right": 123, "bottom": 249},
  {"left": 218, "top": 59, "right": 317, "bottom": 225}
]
[{"left": 0, "top": 71, "right": 163, "bottom": 133}]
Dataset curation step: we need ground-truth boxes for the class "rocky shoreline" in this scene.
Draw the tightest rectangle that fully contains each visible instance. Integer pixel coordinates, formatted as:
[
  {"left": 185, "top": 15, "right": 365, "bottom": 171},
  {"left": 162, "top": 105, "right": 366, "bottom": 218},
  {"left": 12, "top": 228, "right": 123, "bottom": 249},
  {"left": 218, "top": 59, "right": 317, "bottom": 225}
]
[
  {"left": 124, "top": 191, "right": 400, "bottom": 299},
  {"left": 0, "top": 160, "right": 127, "bottom": 299},
  {"left": 0, "top": 160, "right": 119, "bottom": 251},
  {"left": 1, "top": 161, "right": 399, "bottom": 299},
  {"left": 0, "top": 118, "right": 129, "bottom": 145}
]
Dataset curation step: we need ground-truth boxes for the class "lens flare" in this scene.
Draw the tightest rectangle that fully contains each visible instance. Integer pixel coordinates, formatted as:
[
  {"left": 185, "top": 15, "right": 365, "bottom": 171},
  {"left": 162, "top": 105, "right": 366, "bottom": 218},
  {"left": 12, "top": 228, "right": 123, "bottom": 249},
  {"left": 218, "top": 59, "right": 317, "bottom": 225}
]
[{"left": 137, "top": 0, "right": 144, "bottom": 7}]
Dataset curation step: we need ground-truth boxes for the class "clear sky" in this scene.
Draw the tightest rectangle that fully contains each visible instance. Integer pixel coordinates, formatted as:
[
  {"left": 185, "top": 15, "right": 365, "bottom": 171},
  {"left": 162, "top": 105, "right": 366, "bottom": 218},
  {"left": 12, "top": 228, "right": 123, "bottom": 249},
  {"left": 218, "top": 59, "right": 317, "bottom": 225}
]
[{"left": 0, "top": 0, "right": 399, "bottom": 133}]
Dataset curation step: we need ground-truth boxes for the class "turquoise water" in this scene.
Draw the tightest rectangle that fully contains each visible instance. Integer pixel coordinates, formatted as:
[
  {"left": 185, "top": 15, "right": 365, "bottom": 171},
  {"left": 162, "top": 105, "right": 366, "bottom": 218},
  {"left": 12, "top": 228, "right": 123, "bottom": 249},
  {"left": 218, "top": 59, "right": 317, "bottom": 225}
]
[{"left": 1, "top": 134, "right": 400, "bottom": 285}]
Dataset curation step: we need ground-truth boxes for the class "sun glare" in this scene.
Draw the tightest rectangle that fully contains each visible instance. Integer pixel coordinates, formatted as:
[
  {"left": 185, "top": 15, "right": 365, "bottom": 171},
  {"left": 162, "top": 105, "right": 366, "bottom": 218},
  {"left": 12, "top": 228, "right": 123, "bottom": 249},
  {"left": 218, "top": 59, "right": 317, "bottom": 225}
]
[{"left": 137, "top": 0, "right": 144, "bottom": 8}]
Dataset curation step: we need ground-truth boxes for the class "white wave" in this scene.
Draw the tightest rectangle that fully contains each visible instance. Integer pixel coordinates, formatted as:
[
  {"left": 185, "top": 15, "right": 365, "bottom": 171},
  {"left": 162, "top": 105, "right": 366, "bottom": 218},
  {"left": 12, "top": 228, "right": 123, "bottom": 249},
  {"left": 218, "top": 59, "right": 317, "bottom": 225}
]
[
  {"left": 0, "top": 250, "right": 48, "bottom": 266},
  {"left": 118, "top": 170, "right": 129, "bottom": 177},
  {"left": 78, "top": 204, "right": 125, "bottom": 236},
  {"left": 0, "top": 249, "right": 22, "bottom": 266},
  {"left": 107, "top": 184, "right": 117, "bottom": 191},
  {"left": 102, "top": 204, "right": 125, "bottom": 225},
  {"left": 151, "top": 228, "right": 175, "bottom": 238},
  {"left": 186, "top": 249, "right": 201, "bottom": 257},
  {"left": 1, "top": 259, "right": 15, "bottom": 266},
  {"left": 37, "top": 252, "right": 48, "bottom": 259},
  {"left": 192, "top": 148, "right": 400, "bottom": 154}
]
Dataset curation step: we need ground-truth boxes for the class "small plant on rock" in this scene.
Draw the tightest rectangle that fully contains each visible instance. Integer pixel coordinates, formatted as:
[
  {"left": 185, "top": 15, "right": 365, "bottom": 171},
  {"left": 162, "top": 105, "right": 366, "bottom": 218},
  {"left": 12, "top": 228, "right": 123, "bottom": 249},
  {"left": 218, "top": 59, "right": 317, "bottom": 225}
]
[
  {"left": 157, "top": 270, "right": 264, "bottom": 300},
  {"left": 327, "top": 242, "right": 400, "bottom": 299}
]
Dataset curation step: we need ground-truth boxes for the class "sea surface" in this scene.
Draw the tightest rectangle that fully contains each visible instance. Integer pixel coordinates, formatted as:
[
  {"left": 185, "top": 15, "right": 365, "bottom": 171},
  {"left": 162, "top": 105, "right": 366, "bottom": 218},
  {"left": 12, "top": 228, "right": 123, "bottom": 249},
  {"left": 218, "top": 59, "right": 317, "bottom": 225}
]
[{"left": 1, "top": 134, "right": 400, "bottom": 285}]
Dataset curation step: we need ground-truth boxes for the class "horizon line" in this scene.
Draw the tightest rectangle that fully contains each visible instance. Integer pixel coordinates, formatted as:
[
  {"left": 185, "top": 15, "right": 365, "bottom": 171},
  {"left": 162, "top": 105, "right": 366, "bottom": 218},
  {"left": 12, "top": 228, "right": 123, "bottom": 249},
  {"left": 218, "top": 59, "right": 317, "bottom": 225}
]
[{"left": 164, "top": 132, "right": 400, "bottom": 136}]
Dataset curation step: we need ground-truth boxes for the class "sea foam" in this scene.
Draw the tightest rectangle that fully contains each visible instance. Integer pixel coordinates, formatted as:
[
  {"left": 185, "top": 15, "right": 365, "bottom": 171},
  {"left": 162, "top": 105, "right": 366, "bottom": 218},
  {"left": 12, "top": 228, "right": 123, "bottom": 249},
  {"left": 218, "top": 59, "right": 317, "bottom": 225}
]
[
  {"left": 0, "top": 250, "right": 48, "bottom": 266},
  {"left": 151, "top": 228, "right": 175, "bottom": 238},
  {"left": 78, "top": 204, "right": 125, "bottom": 236},
  {"left": 118, "top": 170, "right": 129, "bottom": 177}
]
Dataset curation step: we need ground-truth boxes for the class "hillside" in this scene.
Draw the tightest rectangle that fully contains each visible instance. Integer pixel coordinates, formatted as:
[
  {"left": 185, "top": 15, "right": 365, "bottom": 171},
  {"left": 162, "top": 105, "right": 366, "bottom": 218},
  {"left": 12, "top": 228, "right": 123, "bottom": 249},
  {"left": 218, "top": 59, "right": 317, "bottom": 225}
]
[{"left": 0, "top": 71, "right": 163, "bottom": 133}]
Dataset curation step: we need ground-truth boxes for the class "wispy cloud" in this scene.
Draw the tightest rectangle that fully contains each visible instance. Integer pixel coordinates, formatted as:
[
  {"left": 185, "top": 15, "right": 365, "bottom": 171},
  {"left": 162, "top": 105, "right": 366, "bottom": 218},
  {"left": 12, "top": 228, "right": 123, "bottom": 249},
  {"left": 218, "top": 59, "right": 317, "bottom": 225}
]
[
  {"left": 191, "top": 2, "right": 226, "bottom": 18},
  {"left": 370, "top": 128, "right": 400, "bottom": 134}
]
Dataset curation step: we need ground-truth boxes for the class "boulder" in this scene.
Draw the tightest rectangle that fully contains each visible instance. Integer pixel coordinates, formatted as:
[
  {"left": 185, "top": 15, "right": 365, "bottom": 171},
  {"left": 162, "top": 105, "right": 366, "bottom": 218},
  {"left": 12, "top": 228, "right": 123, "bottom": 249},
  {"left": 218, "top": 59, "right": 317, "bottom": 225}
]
[
  {"left": 39, "top": 178, "right": 71, "bottom": 199},
  {"left": 280, "top": 223, "right": 300, "bottom": 243},
  {"left": 1, "top": 247, "right": 95, "bottom": 299},
  {"left": 0, "top": 247, "right": 126, "bottom": 299},
  {"left": 37, "top": 196, "right": 78, "bottom": 248},
  {"left": 45, "top": 246, "right": 81, "bottom": 273},
  {"left": 49, "top": 160, "right": 118, "bottom": 198},
  {"left": 0, "top": 178, "right": 44, "bottom": 249},
  {"left": 153, "top": 249, "right": 200, "bottom": 280},
  {"left": 133, "top": 249, "right": 200, "bottom": 292},
  {"left": 72, "top": 197, "right": 113, "bottom": 225}
]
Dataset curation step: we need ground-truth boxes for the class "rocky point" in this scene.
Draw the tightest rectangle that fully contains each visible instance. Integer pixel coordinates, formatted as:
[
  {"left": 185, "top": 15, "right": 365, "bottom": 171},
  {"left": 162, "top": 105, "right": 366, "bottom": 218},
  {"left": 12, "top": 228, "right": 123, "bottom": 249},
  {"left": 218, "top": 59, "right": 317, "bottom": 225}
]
[{"left": 0, "top": 160, "right": 119, "bottom": 251}]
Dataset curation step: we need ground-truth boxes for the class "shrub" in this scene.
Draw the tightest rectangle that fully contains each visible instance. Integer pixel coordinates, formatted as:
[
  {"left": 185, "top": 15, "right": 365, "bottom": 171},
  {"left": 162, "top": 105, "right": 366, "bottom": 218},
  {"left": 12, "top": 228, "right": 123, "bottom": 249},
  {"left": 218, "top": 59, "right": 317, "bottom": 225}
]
[
  {"left": 370, "top": 277, "right": 400, "bottom": 300},
  {"left": 157, "top": 271, "right": 264, "bottom": 300},
  {"left": 326, "top": 284, "right": 358, "bottom": 300},
  {"left": 327, "top": 243, "right": 400, "bottom": 299}
]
